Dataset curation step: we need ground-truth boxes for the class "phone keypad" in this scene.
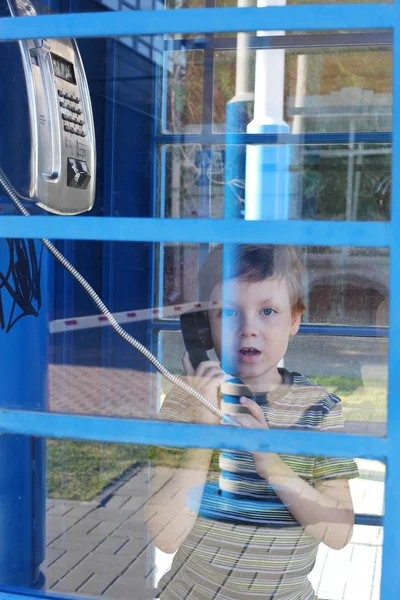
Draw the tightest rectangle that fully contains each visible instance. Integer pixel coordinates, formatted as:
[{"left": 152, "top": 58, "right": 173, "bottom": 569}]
[{"left": 58, "top": 88, "right": 86, "bottom": 137}]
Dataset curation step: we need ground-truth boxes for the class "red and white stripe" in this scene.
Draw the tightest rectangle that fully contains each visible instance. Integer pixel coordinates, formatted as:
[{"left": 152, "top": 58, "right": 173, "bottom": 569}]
[{"left": 49, "top": 300, "right": 221, "bottom": 334}]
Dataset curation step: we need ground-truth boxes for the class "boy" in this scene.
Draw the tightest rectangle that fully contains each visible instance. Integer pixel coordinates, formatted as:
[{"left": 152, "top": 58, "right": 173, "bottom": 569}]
[{"left": 147, "top": 244, "right": 358, "bottom": 600}]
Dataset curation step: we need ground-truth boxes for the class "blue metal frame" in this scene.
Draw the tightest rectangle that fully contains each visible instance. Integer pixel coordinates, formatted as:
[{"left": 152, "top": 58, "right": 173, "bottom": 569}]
[
  {"left": 381, "top": 20, "right": 400, "bottom": 598},
  {"left": 0, "top": 5, "right": 395, "bottom": 39},
  {"left": 0, "top": 409, "right": 387, "bottom": 458},
  {"left": 155, "top": 131, "right": 392, "bottom": 145},
  {"left": 0, "top": 4, "right": 396, "bottom": 598},
  {"left": 0, "top": 217, "right": 389, "bottom": 245}
]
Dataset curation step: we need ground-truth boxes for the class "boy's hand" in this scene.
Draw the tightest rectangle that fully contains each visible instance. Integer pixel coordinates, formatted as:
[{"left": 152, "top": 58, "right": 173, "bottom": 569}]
[
  {"left": 182, "top": 351, "right": 224, "bottom": 425},
  {"left": 226, "top": 397, "right": 272, "bottom": 478}
]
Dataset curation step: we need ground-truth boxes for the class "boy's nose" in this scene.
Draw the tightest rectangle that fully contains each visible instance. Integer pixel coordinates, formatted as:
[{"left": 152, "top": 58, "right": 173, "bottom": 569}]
[{"left": 238, "top": 315, "right": 258, "bottom": 337}]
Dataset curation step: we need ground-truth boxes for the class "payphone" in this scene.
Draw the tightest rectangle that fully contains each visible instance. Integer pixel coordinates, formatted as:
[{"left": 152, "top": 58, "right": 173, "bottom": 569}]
[{"left": 0, "top": 0, "right": 96, "bottom": 215}]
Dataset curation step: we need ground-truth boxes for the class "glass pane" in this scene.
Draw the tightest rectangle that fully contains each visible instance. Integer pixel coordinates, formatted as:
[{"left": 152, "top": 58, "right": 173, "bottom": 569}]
[
  {"left": 286, "top": 335, "right": 387, "bottom": 436},
  {"left": 149, "top": 453, "right": 382, "bottom": 600},
  {"left": 160, "top": 328, "right": 388, "bottom": 436},
  {"left": 43, "top": 443, "right": 383, "bottom": 600},
  {"left": 213, "top": 45, "right": 391, "bottom": 134},
  {"left": 2, "top": 33, "right": 391, "bottom": 221},
  {"left": 164, "top": 51, "right": 204, "bottom": 134},
  {"left": 153, "top": 241, "right": 389, "bottom": 439},
  {"left": 159, "top": 245, "right": 389, "bottom": 327}
]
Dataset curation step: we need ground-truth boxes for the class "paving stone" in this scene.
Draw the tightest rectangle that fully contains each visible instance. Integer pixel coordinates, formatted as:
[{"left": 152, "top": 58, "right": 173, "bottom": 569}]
[
  {"left": 104, "top": 580, "right": 154, "bottom": 600},
  {"left": 66, "top": 504, "right": 97, "bottom": 520},
  {"left": 78, "top": 572, "right": 119, "bottom": 596},
  {"left": 46, "top": 547, "right": 66, "bottom": 567},
  {"left": 123, "top": 556, "right": 152, "bottom": 579},
  {"left": 106, "top": 495, "right": 131, "bottom": 509},
  {"left": 47, "top": 503, "right": 76, "bottom": 517},
  {"left": 49, "top": 539, "right": 101, "bottom": 554},
  {"left": 90, "top": 507, "right": 133, "bottom": 522},
  {"left": 89, "top": 520, "right": 120, "bottom": 537},
  {"left": 67, "top": 518, "right": 103, "bottom": 536},
  {"left": 112, "top": 516, "right": 146, "bottom": 534},
  {"left": 78, "top": 552, "right": 135, "bottom": 574},
  {"left": 118, "top": 486, "right": 150, "bottom": 499},
  {"left": 108, "top": 487, "right": 135, "bottom": 498},
  {"left": 46, "top": 532, "right": 63, "bottom": 546},
  {"left": 118, "top": 496, "right": 146, "bottom": 513},
  {"left": 52, "top": 566, "right": 94, "bottom": 593},
  {"left": 110, "top": 527, "right": 132, "bottom": 539},
  {"left": 46, "top": 566, "right": 68, "bottom": 589},
  {"left": 115, "top": 538, "right": 149, "bottom": 558},
  {"left": 47, "top": 515, "right": 81, "bottom": 536},
  {"left": 51, "top": 531, "right": 106, "bottom": 547},
  {"left": 95, "top": 537, "right": 130, "bottom": 555},
  {"left": 51, "top": 549, "right": 92, "bottom": 572}
]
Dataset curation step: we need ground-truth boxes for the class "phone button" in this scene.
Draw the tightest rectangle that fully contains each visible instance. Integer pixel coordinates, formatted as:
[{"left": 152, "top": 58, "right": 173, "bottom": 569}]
[{"left": 67, "top": 157, "right": 91, "bottom": 189}]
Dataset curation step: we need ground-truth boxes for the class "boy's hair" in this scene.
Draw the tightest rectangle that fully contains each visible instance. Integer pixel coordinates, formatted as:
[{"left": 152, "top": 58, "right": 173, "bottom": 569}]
[{"left": 198, "top": 244, "right": 306, "bottom": 316}]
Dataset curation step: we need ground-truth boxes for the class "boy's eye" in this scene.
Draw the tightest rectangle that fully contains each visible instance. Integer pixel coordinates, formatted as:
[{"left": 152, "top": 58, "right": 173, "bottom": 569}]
[
  {"left": 220, "top": 308, "right": 237, "bottom": 318},
  {"left": 262, "top": 307, "right": 276, "bottom": 317}
]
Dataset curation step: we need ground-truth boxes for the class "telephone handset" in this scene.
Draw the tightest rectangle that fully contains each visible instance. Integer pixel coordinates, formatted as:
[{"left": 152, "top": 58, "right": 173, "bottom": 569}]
[
  {"left": 180, "top": 310, "right": 214, "bottom": 369},
  {"left": 0, "top": 0, "right": 96, "bottom": 215}
]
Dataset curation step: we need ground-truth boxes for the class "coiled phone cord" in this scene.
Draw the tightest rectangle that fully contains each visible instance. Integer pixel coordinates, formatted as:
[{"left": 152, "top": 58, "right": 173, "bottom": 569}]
[{"left": 0, "top": 168, "right": 240, "bottom": 427}]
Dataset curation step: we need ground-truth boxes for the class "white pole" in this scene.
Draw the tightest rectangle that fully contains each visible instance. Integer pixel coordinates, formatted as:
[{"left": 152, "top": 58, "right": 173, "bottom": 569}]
[{"left": 245, "top": 0, "right": 289, "bottom": 221}]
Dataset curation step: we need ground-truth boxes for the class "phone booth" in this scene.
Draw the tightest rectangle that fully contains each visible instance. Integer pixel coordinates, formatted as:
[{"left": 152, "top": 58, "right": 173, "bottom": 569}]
[{"left": 0, "top": 0, "right": 398, "bottom": 599}]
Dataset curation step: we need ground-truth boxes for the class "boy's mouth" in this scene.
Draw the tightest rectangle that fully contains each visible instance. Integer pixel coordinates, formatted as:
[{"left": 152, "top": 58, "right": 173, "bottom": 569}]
[{"left": 239, "top": 347, "right": 260, "bottom": 357}]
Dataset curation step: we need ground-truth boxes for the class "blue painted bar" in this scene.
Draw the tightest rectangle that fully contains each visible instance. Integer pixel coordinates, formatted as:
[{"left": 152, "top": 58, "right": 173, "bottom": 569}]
[
  {"left": 299, "top": 324, "right": 389, "bottom": 337},
  {"left": 0, "top": 589, "right": 99, "bottom": 600},
  {"left": 380, "top": 23, "right": 400, "bottom": 600},
  {"left": 354, "top": 513, "right": 384, "bottom": 527},
  {"left": 164, "top": 31, "right": 392, "bottom": 52},
  {"left": 156, "top": 131, "right": 392, "bottom": 146},
  {"left": 0, "top": 409, "right": 388, "bottom": 459},
  {"left": 150, "top": 320, "right": 389, "bottom": 338},
  {"left": 0, "top": 217, "right": 390, "bottom": 246},
  {"left": 0, "top": 4, "right": 395, "bottom": 41}
]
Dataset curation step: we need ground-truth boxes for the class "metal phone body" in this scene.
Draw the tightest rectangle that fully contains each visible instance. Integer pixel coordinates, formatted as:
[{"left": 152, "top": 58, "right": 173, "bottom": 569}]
[{"left": 0, "top": 0, "right": 96, "bottom": 214}]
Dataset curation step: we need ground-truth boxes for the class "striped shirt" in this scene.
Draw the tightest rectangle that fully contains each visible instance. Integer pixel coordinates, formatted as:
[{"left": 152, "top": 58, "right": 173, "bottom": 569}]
[{"left": 157, "top": 370, "right": 358, "bottom": 600}]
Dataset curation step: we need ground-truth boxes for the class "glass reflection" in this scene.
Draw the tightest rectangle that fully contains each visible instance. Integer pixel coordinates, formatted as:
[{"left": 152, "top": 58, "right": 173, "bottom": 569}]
[{"left": 148, "top": 244, "right": 360, "bottom": 600}]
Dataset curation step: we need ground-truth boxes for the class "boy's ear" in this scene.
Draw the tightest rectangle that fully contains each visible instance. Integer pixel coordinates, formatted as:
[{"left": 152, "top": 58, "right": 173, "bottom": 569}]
[{"left": 290, "top": 312, "right": 301, "bottom": 336}]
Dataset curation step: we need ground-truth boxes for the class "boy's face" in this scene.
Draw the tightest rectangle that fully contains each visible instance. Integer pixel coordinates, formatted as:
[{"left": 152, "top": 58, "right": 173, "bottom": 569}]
[{"left": 208, "top": 276, "right": 301, "bottom": 391}]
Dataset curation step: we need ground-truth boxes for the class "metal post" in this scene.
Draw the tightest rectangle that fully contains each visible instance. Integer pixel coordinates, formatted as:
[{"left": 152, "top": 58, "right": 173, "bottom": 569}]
[
  {"left": 224, "top": 0, "right": 253, "bottom": 219},
  {"left": 0, "top": 228, "right": 48, "bottom": 588},
  {"left": 245, "top": 0, "right": 289, "bottom": 220}
]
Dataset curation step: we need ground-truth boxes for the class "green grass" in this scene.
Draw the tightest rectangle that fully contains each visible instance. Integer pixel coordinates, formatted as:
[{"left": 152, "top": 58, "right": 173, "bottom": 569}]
[
  {"left": 46, "top": 440, "right": 197, "bottom": 501},
  {"left": 309, "top": 375, "right": 387, "bottom": 423},
  {"left": 47, "top": 375, "right": 387, "bottom": 501}
]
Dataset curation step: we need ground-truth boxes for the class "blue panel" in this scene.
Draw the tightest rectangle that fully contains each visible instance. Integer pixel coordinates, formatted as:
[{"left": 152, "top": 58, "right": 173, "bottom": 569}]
[
  {"left": 0, "top": 409, "right": 388, "bottom": 458},
  {"left": 299, "top": 324, "right": 389, "bottom": 337},
  {"left": 0, "top": 590, "right": 99, "bottom": 600},
  {"left": 156, "top": 131, "right": 392, "bottom": 146},
  {"left": 0, "top": 4, "right": 394, "bottom": 41},
  {"left": 0, "top": 217, "right": 389, "bottom": 246},
  {"left": 380, "top": 24, "right": 400, "bottom": 600},
  {"left": 0, "top": 240, "right": 49, "bottom": 588}
]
